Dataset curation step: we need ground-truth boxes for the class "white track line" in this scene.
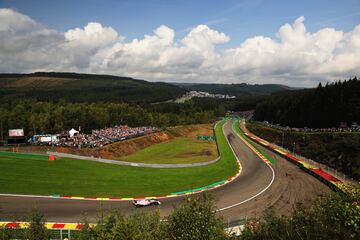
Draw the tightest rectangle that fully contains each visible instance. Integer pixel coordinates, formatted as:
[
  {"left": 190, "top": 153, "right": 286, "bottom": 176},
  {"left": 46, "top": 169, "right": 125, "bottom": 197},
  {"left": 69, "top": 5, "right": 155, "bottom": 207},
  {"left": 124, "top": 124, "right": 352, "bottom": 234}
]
[{"left": 217, "top": 120, "right": 275, "bottom": 212}]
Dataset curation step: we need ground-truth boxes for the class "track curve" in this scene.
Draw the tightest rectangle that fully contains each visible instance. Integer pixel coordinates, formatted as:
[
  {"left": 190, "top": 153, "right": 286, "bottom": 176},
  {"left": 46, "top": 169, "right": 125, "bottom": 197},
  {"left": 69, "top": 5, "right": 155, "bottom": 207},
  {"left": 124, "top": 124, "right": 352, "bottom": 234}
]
[{"left": 0, "top": 120, "right": 331, "bottom": 222}]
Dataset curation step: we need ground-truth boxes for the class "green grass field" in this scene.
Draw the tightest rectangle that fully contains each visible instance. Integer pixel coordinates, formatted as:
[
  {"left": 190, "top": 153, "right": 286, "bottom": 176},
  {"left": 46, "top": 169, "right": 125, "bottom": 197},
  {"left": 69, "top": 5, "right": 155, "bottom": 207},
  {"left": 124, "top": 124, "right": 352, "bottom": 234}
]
[
  {"left": 121, "top": 137, "right": 218, "bottom": 164},
  {"left": 0, "top": 120, "right": 238, "bottom": 197}
]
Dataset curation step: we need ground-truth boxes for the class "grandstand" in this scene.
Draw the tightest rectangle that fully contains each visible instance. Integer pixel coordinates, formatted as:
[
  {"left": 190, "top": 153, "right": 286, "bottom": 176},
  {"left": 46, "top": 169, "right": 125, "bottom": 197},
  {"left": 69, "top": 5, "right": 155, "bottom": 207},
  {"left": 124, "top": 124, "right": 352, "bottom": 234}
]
[{"left": 31, "top": 125, "right": 159, "bottom": 148}]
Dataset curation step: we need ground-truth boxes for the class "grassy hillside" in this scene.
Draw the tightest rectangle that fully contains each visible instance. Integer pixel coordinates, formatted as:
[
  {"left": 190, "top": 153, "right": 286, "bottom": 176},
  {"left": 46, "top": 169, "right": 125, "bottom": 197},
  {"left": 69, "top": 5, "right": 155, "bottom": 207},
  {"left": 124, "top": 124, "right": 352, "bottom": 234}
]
[
  {"left": 174, "top": 82, "right": 294, "bottom": 97},
  {"left": 246, "top": 121, "right": 360, "bottom": 180},
  {"left": 0, "top": 72, "right": 186, "bottom": 103}
]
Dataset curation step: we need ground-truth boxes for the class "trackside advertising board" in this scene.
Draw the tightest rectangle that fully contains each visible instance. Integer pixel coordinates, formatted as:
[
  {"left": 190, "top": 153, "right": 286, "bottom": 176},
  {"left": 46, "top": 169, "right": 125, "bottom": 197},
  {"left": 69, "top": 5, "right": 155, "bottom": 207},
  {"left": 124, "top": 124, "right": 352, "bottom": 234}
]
[{"left": 9, "top": 129, "right": 24, "bottom": 137}]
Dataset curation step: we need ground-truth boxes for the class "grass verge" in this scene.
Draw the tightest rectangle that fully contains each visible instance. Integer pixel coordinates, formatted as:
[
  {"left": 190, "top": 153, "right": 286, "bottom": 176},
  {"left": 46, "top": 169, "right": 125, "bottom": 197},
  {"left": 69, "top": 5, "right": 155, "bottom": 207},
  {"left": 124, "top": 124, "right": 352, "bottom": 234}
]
[{"left": 232, "top": 119, "right": 276, "bottom": 165}]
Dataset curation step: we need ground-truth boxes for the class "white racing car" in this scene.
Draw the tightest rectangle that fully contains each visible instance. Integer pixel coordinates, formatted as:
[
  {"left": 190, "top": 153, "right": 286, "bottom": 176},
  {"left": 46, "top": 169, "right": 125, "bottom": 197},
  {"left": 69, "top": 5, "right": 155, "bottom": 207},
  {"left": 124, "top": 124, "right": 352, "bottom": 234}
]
[{"left": 132, "top": 199, "right": 161, "bottom": 207}]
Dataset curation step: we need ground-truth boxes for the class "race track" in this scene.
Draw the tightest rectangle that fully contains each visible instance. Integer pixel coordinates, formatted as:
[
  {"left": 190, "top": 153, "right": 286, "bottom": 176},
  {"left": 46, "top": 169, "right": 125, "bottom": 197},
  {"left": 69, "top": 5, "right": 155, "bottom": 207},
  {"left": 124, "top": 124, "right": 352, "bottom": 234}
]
[{"left": 0, "top": 120, "right": 332, "bottom": 222}]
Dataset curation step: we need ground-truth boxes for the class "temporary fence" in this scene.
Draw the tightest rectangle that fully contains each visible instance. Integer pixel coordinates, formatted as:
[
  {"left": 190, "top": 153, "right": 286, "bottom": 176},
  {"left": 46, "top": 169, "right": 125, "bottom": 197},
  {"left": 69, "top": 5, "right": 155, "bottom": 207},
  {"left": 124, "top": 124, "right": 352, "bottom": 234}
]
[{"left": 0, "top": 221, "right": 89, "bottom": 240}]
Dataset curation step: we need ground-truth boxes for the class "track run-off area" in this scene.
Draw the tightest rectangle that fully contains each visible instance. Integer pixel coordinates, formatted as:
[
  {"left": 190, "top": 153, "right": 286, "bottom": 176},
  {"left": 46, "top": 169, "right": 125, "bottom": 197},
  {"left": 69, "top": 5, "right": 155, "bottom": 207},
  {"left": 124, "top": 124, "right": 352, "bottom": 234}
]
[{"left": 0, "top": 119, "right": 332, "bottom": 222}]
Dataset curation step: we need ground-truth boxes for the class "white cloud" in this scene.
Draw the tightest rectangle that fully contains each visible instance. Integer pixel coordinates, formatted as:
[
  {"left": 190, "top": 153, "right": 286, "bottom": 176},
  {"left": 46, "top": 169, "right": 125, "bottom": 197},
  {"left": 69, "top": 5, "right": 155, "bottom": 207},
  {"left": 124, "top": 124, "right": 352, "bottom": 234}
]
[
  {"left": 65, "top": 22, "right": 119, "bottom": 48},
  {"left": 0, "top": 9, "right": 359, "bottom": 87},
  {"left": 0, "top": 8, "right": 38, "bottom": 32},
  {"left": 182, "top": 25, "right": 230, "bottom": 53}
]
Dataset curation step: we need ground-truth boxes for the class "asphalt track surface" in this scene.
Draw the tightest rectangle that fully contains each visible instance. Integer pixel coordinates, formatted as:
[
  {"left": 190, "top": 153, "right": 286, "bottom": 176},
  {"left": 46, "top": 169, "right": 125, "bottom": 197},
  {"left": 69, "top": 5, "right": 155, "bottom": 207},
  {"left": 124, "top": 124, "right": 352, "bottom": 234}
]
[{"left": 0, "top": 120, "right": 332, "bottom": 222}]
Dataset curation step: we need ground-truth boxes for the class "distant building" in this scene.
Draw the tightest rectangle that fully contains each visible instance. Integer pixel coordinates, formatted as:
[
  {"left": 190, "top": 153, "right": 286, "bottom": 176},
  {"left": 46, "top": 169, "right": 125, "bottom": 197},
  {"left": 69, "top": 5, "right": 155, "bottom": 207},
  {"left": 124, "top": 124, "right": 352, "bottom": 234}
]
[{"left": 187, "top": 91, "right": 236, "bottom": 99}]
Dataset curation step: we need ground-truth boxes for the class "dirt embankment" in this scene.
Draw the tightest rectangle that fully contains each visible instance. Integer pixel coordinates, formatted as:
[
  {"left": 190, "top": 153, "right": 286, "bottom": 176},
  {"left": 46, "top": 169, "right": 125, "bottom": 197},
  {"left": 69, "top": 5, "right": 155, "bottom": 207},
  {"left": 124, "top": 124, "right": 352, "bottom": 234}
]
[
  {"left": 67, "top": 124, "right": 214, "bottom": 159},
  {"left": 54, "top": 131, "right": 175, "bottom": 159},
  {"left": 2, "top": 124, "right": 215, "bottom": 160},
  {"left": 167, "top": 124, "right": 215, "bottom": 138}
]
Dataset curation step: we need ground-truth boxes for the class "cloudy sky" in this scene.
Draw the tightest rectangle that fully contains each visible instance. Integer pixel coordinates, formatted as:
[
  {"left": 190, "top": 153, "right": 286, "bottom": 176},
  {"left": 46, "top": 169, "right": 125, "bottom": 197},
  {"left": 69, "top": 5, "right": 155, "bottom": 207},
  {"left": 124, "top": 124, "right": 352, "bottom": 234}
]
[{"left": 1, "top": 0, "right": 360, "bottom": 87}]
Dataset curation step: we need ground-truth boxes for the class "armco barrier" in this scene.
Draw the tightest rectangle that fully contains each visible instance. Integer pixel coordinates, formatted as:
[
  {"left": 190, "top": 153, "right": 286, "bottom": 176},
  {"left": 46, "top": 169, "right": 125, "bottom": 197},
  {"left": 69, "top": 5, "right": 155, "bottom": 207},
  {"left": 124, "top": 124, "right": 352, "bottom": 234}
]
[
  {"left": 239, "top": 120, "right": 344, "bottom": 192},
  {"left": 46, "top": 151, "right": 220, "bottom": 169}
]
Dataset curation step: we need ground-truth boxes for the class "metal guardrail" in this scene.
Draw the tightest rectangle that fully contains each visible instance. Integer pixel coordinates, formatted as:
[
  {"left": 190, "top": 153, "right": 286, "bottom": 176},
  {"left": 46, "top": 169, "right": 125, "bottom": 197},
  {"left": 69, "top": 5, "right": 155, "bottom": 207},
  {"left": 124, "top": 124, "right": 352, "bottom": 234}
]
[{"left": 46, "top": 151, "right": 220, "bottom": 169}]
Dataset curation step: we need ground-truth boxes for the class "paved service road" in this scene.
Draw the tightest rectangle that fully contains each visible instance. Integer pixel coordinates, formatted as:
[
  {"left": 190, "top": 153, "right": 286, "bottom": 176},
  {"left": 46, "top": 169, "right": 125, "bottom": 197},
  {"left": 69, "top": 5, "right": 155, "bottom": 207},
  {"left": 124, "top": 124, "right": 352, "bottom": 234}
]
[{"left": 0, "top": 120, "right": 332, "bottom": 222}]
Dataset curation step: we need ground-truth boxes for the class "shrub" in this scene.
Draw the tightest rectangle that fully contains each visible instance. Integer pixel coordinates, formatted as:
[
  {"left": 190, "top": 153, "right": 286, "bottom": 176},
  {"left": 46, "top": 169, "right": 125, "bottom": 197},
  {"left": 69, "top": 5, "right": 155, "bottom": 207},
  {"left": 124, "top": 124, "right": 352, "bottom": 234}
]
[
  {"left": 240, "top": 186, "right": 360, "bottom": 240},
  {"left": 164, "top": 193, "right": 227, "bottom": 240},
  {"left": 23, "top": 209, "right": 50, "bottom": 240}
]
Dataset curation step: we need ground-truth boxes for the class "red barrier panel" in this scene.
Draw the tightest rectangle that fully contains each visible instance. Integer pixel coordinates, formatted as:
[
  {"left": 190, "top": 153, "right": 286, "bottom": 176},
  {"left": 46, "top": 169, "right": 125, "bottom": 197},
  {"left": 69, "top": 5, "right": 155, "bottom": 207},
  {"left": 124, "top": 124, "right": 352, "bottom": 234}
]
[
  {"left": 311, "top": 168, "right": 341, "bottom": 182},
  {"left": 285, "top": 153, "right": 301, "bottom": 162},
  {"left": 5, "top": 222, "right": 20, "bottom": 228}
]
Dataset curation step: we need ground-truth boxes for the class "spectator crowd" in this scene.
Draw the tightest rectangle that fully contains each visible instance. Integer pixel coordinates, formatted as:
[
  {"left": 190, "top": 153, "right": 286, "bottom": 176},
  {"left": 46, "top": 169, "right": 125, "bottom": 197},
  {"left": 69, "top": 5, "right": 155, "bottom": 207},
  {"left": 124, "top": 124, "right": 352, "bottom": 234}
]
[
  {"left": 258, "top": 121, "right": 360, "bottom": 133},
  {"left": 38, "top": 125, "right": 159, "bottom": 148}
]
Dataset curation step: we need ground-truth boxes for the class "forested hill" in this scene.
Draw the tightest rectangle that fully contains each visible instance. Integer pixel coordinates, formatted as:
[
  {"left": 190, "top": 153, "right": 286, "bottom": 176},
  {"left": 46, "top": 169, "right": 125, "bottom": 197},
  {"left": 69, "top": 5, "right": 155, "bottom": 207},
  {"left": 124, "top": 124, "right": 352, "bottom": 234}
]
[
  {"left": 173, "top": 83, "right": 294, "bottom": 96},
  {"left": 254, "top": 78, "right": 360, "bottom": 128},
  {"left": 0, "top": 72, "right": 186, "bottom": 103}
]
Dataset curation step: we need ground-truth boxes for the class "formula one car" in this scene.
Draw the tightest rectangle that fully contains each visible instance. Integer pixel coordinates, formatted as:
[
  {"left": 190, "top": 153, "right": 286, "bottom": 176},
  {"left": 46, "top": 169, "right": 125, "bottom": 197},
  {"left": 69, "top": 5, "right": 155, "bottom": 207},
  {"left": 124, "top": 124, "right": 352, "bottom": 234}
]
[{"left": 132, "top": 199, "right": 161, "bottom": 207}]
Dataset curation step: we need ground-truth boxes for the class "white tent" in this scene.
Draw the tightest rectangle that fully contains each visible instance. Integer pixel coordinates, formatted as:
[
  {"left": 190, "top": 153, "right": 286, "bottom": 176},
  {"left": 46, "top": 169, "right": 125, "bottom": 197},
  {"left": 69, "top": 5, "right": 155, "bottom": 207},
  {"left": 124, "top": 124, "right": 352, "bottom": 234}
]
[{"left": 69, "top": 128, "right": 79, "bottom": 138}]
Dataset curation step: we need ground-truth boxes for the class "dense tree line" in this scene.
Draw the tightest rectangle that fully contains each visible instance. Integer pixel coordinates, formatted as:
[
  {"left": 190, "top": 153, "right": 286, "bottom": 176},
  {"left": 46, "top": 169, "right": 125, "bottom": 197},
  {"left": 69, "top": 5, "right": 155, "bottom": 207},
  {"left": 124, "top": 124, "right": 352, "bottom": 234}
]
[
  {"left": 254, "top": 78, "right": 360, "bottom": 128},
  {"left": 0, "top": 100, "right": 222, "bottom": 140}
]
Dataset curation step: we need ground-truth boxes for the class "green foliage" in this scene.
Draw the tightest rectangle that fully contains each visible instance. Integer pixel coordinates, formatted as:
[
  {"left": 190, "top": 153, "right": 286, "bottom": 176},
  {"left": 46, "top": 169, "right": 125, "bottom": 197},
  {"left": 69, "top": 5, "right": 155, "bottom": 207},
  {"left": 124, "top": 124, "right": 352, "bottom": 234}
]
[
  {"left": 254, "top": 77, "right": 360, "bottom": 128},
  {"left": 0, "top": 226, "right": 14, "bottom": 240},
  {"left": 90, "top": 211, "right": 162, "bottom": 240},
  {"left": 164, "top": 194, "right": 227, "bottom": 240},
  {"left": 77, "top": 217, "right": 92, "bottom": 240},
  {"left": 80, "top": 193, "right": 227, "bottom": 240},
  {"left": 246, "top": 122, "right": 360, "bottom": 180},
  {"left": 23, "top": 209, "right": 50, "bottom": 240},
  {"left": 232, "top": 96, "right": 267, "bottom": 112},
  {"left": 239, "top": 187, "right": 360, "bottom": 240}
]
